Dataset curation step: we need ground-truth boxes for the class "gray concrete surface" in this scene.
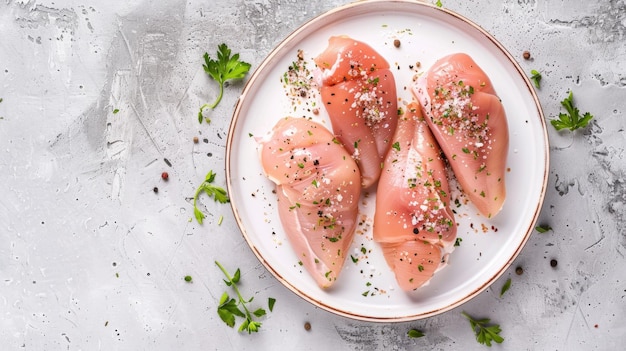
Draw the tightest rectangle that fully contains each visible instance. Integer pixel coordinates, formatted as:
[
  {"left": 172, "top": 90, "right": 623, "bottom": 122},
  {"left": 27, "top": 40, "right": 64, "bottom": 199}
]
[{"left": 1, "top": 0, "right": 624, "bottom": 350}]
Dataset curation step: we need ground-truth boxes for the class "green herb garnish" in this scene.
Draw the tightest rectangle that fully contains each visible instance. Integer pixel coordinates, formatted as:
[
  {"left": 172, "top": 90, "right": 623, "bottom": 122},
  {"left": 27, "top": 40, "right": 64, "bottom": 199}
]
[
  {"left": 407, "top": 329, "right": 425, "bottom": 338},
  {"left": 435, "top": 0, "right": 443, "bottom": 7},
  {"left": 535, "top": 225, "right": 552, "bottom": 233},
  {"left": 193, "top": 170, "right": 229, "bottom": 224},
  {"left": 499, "top": 278, "right": 511, "bottom": 297},
  {"left": 198, "top": 44, "right": 251, "bottom": 123},
  {"left": 530, "top": 69, "right": 542, "bottom": 89},
  {"left": 550, "top": 91, "right": 594, "bottom": 131},
  {"left": 216, "top": 261, "right": 272, "bottom": 334},
  {"left": 462, "top": 311, "right": 504, "bottom": 347},
  {"left": 392, "top": 141, "right": 401, "bottom": 151},
  {"left": 268, "top": 297, "right": 276, "bottom": 312}
]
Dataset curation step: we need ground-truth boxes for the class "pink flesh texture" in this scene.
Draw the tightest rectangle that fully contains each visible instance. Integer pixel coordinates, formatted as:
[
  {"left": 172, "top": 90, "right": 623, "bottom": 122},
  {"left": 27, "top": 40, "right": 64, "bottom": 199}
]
[
  {"left": 374, "top": 103, "right": 457, "bottom": 291},
  {"left": 412, "top": 53, "right": 508, "bottom": 218},
  {"left": 259, "top": 117, "right": 361, "bottom": 288},
  {"left": 314, "top": 36, "right": 398, "bottom": 189}
]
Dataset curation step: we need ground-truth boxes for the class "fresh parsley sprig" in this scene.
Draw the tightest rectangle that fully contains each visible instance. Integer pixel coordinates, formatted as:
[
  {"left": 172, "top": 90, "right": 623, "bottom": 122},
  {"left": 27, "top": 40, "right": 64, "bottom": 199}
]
[
  {"left": 198, "top": 44, "right": 251, "bottom": 123},
  {"left": 551, "top": 91, "right": 594, "bottom": 131},
  {"left": 462, "top": 311, "right": 504, "bottom": 347},
  {"left": 215, "top": 261, "right": 274, "bottom": 334},
  {"left": 193, "top": 170, "right": 229, "bottom": 224}
]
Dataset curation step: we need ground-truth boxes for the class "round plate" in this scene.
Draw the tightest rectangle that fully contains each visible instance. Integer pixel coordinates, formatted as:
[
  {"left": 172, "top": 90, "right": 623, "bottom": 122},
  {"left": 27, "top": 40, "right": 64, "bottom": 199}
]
[{"left": 226, "top": 0, "right": 548, "bottom": 322}]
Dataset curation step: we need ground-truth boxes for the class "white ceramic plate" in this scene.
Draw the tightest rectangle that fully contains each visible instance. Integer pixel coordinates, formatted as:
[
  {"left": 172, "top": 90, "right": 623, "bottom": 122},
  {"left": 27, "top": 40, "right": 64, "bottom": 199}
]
[{"left": 226, "top": 0, "right": 548, "bottom": 322}]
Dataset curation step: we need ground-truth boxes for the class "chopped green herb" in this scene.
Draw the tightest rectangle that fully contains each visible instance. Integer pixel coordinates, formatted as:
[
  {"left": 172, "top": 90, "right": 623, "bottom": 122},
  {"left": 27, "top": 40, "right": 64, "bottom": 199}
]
[
  {"left": 392, "top": 141, "right": 401, "bottom": 151},
  {"left": 530, "top": 69, "right": 542, "bottom": 89},
  {"left": 268, "top": 297, "right": 276, "bottom": 312},
  {"left": 550, "top": 91, "right": 594, "bottom": 131},
  {"left": 113, "top": 108, "right": 120, "bottom": 114},
  {"left": 184, "top": 275, "right": 193, "bottom": 282},
  {"left": 454, "top": 237, "right": 463, "bottom": 246},
  {"left": 351, "top": 255, "right": 358, "bottom": 263},
  {"left": 535, "top": 225, "right": 552, "bottom": 233},
  {"left": 499, "top": 278, "right": 511, "bottom": 297},
  {"left": 407, "top": 329, "right": 425, "bottom": 338},
  {"left": 435, "top": 0, "right": 443, "bottom": 7}
]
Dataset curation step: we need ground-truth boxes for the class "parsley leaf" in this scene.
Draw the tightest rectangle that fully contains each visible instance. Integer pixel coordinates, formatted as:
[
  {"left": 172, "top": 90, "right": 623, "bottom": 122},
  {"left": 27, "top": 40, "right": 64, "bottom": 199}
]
[
  {"left": 535, "top": 225, "right": 552, "bottom": 233},
  {"left": 550, "top": 91, "right": 594, "bottom": 131},
  {"left": 500, "top": 278, "right": 511, "bottom": 297},
  {"left": 268, "top": 297, "right": 276, "bottom": 312},
  {"left": 407, "top": 329, "right": 425, "bottom": 338},
  {"left": 215, "top": 261, "right": 274, "bottom": 334},
  {"left": 435, "top": 0, "right": 443, "bottom": 7},
  {"left": 193, "top": 170, "right": 229, "bottom": 224},
  {"left": 530, "top": 69, "right": 542, "bottom": 89},
  {"left": 199, "top": 44, "right": 252, "bottom": 123},
  {"left": 462, "top": 311, "right": 504, "bottom": 347}
]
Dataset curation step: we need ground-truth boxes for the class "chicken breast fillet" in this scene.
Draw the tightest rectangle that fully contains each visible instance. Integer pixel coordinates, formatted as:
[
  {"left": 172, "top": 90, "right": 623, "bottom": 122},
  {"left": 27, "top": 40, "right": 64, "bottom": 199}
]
[
  {"left": 412, "top": 53, "right": 509, "bottom": 218},
  {"left": 374, "top": 103, "right": 457, "bottom": 291},
  {"left": 259, "top": 117, "right": 361, "bottom": 288},
  {"left": 314, "top": 36, "right": 398, "bottom": 189}
]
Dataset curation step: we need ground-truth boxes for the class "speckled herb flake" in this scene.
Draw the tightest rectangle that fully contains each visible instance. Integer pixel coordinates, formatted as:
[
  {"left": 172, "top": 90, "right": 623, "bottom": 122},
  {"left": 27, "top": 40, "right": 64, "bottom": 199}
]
[
  {"left": 535, "top": 225, "right": 552, "bottom": 233},
  {"left": 407, "top": 329, "right": 425, "bottom": 338},
  {"left": 499, "top": 278, "right": 511, "bottom": 297}
]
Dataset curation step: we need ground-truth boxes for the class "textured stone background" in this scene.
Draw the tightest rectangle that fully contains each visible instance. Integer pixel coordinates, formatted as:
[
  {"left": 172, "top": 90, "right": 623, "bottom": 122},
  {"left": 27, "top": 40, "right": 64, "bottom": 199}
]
[{"left": 1, "top": 0, "right": 624, "bottom": 350}]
